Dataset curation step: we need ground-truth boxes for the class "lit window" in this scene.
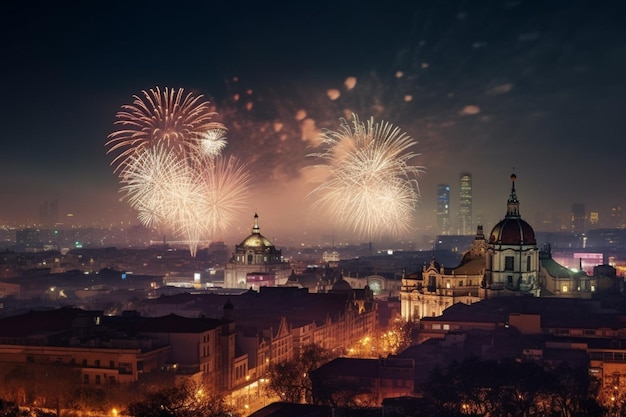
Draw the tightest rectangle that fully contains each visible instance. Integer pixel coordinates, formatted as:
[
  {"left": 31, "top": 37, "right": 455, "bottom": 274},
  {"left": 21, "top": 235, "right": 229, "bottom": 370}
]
[{"left": 562, "top": 285, "right": 568, "bottom": 292}]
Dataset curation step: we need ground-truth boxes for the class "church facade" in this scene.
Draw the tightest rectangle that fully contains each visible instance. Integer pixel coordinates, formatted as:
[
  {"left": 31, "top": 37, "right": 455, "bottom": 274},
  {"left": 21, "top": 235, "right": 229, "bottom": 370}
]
[
  {"left": 401, "top": 174, "right": 598, "bottom": 322},
  {"left": 224, "top": 214, "right": 291, "bottom": 289}
]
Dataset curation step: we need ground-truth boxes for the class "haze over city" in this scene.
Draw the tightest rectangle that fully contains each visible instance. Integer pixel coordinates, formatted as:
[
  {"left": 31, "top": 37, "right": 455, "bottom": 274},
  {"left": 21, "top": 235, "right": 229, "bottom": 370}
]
[{"left": 2, "top": 1, "right": 624, "bottom": 246}]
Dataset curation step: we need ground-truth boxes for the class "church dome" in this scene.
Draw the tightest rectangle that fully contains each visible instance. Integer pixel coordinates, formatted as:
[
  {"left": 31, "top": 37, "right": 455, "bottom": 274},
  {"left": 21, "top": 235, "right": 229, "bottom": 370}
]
[
  {"left": 331, "top": 276, "right": 353, "bottom": 294},
  {"left": 489, "top": 217, "right": 536, "bottom": 245},
  {"left": 238, "top": 213, "right": 274, "bottom": 248},
  {"left": 488, "top": 173, "right": 536, "bottom": 245},
  {"left": 240, "top": 234, "right": 274, "bottom": 248}
]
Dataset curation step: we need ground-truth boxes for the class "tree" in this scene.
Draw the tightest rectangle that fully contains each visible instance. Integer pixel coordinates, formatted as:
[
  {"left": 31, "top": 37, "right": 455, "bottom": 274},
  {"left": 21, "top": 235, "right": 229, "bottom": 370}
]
[
  {"left": 421, "top": 357, "right": 604, "bottom": 417},
  {"left": 267, "top": 343, "right": 335, "bottom": 403},
  {"left": 0, "top": 398, "right": 19, "bottom": 417},
  {"left": 374, "top": 318, "right": 419, "bottom": 356},
  {"left": 0, "top": 363, "right": 81, "bottom": 414},
  {"left": 126, "top": 381, "right": 236, "bottom": 417}
]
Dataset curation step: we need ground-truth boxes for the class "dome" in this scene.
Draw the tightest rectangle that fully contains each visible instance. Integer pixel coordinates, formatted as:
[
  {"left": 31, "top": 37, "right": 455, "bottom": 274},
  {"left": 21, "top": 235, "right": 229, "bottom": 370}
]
[
  {"left": 331, "top": 276, "right": 353, "bottom": 293},
  {"left": 489, "top": 217, "right": 536, "bottom": 245},
  {"left": 240, "top": 234, "right": 274, "bottom": 248},
  {"left": 238, "top": 213, "right": 275, "bottom": 248}
]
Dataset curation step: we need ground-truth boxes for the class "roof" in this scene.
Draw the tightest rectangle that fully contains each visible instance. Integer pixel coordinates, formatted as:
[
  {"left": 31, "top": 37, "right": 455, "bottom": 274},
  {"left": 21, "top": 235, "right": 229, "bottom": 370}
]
[
  {"left": 0, "top": 307, "right": 102, "bottom": 338},
  {"left": 540, "top": 257, "right": 576, "bottom": 278},
  {"left": 107, "top": 313, "right": 224, "bottom": 333},
  {"left": 250, "top": 402, "right": 380, "bottom": 417},
  {"left": 489, "top": 217, "right": 536, "bottom": 245}
]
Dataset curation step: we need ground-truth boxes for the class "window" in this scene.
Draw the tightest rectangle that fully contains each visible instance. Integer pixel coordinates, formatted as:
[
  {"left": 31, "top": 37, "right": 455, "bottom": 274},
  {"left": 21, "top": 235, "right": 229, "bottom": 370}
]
[
  {"left": 428, "top": 275, "right": 436, "bottom": 291},
  {"left": 507, "top": 276, "right": 513, "bottom": 284},
  {"left": 83, "top": 375, "right": 89, "bottom": 384},
  {"left": 95, "top": 375, "right": 101, "bottom": 385},
  {"left": 109, "top": 361, "right": 114, "bottom": 368},
  {"left": 505, "top": 256, "right": 514, "bottom": 271},
  {"left": 526, "top": 256, "right": 531, "bottom": 271},
  {"left": 95, "top": 360, "right": 100, "bottom": 367},
  {"left": 82, "top": 359, "right": 87, "bottom": 366},
  {"left": 562, "top": 285, "right": 568, "bottom": 292},
  {"left": 119, "top": 362, "right": 133, "bottom": 375},
  {"left": 458, "top": 280, "right": 463, "bottom": 287}
]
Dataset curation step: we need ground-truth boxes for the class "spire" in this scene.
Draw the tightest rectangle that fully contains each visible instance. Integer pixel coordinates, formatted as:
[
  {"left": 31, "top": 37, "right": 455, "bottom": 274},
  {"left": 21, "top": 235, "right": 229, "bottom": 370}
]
[
  {"left": 506, "top": 173, "right": 520, "bottom": 217},
  {"left": 475, "top": 224, "right": 484, "bottom": 240},
  {"left": 252, "top": 213, "right": 260, "bottom": 234}
]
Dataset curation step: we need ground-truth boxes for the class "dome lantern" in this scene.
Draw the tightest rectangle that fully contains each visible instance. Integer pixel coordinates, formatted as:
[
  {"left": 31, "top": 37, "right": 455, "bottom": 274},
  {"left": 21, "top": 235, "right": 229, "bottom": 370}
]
[{"left": 489, "top": 173, "right": 536, "bottom": 245}]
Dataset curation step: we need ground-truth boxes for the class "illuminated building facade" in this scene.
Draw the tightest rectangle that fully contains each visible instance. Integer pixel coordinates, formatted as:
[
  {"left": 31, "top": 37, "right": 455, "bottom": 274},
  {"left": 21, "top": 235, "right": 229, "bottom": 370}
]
[
  {"left": 483, "top": 174, "right": 540, "bottom": 295},
  {"left": 224, "top": 213, "right": 291, "bottom": 288},
  {"left": 436, "top": 184, "right": 451, "bottom": 235},
  {"left": 401, "top": 174, "right": 598, "bottom": 322},
  {"left": 458, "top": 172, "right": 473, "bottom": 235}
]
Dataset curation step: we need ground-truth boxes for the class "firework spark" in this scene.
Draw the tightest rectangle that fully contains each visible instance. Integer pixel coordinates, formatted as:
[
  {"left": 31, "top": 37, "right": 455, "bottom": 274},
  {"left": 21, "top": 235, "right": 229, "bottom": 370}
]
[
  {"left": 308, "top": 114, "right": 424, "bottom": 238},
  {"left": 106, "top": 86, "right": 223, "bottom": 172}
]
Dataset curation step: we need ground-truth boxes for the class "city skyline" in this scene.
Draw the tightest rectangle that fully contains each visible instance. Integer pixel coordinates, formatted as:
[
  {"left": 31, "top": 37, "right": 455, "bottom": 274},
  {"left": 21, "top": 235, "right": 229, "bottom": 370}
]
[{"left": 2, "top": 1, "right": 625, "bottom": 244}]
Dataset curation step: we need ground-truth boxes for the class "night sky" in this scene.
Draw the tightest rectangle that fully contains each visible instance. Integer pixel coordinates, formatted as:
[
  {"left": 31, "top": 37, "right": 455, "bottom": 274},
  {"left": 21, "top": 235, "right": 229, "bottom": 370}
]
[{"left": 1, "top": 1, "right": 625, "bottom": 245}]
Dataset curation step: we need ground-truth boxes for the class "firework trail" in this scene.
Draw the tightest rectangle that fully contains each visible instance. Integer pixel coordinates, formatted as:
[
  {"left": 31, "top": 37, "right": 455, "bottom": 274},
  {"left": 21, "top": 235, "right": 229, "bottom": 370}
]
[
  {"left": 308, "top": 114, "right": 424, "bottom": 238},
  {"left": 106, "top": 86, "right": 223, "bottom": 172}
]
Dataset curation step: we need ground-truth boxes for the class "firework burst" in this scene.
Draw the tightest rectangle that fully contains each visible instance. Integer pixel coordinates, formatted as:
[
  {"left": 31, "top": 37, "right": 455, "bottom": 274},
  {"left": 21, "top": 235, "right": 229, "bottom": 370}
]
[
  {"left": 199, "top": 128, "right": 228, "bottom": 159},
  {"left": 118, "top": 146, "right": 250, "bottom": 256},
  {"left": 109, "top": 87, "right": 251, "bottom": 256},
  {"left": 197, "top": 155, "right": 252, "bottom": 234},
  {"left": 106, "top": 86, "right": 223, "bottom": 172},
  {"left": 118, "top": 143, "right": 189, "bottom": 229},
  {"left": 308, "top": 114, "right": 424, "bottom": 238}
]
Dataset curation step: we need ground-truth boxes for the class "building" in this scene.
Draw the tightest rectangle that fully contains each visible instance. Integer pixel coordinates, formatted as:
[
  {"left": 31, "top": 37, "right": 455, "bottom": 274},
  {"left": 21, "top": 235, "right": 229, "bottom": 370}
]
[
  {"left": 572, "top": 203, "right": 586, "bottom": 234},
  {"left": 415, "top": 296, "right": 626, "bottom": 394},
  {"left": 458, "top": 172, "right": 472, "bottom": 235},
  {"left": 224, "top": 214, "right": 291, "bottom": 289},
  {"left": 0, "top": 308, "right": 173, "bottom": 386},
  {"left": 483, "top": 173, "right": 539, "bottom": 295},
  {"left": 436, "top": 184, "right": 451, "bottom": 235},
  {"left": 310, "top": 357, "right": 415, "bottom": 406},
  {"left": 401, "top": 174, "right": 599, "bottom": 322}
]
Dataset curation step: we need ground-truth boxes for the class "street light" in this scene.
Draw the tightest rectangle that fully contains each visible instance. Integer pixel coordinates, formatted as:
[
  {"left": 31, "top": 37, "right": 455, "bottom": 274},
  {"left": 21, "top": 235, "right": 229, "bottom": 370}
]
[{"left": 246, "top": 375, "right": 251, "bottom": 412}]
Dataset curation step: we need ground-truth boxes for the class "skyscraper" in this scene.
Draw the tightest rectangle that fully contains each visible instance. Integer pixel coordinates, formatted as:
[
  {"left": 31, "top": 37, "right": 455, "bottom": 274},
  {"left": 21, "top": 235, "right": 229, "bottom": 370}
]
[
  {"left": 571, "top": 203, "right": 586, "bottom": 234},
  {"left": 436, "top": 184, "right": 451, "bottom": 235},
  {"left": 459, "top": 172, "right": 472, "bottom": 235},
  {"left": 38, "top": 198, "right": 58, "bottom": 227}
]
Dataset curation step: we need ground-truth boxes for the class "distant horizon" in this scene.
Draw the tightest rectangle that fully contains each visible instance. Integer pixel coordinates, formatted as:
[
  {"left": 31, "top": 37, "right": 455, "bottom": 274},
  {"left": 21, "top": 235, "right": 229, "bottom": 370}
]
[{"left": 2, "top": 2, "right": 625, "bottom": 245}]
